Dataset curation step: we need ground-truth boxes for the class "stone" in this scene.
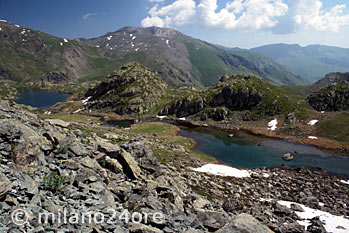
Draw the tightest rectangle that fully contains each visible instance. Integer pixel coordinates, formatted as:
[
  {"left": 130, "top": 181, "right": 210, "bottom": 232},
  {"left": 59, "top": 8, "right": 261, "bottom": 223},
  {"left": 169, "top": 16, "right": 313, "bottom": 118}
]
[
  {"left": 217, "top": 213, "right": 274, "bottom": 233},
  {"left": 104, "top": 156, "right": 123, "bottom": 174},
  {"left": 128, "top": 223, "right": 162, "bottom": 233},
  {"left": 116, "top": 149, "right": 141, "bottom": 180},
  {"left": 282, "top": 153, "right": 294, "bottom": 161},
  {"left": 45, "top": 119, "right": 70, "bottom": 128},
  {"left": 222, "top": 199, "right": 244, "bottom": 212},
  {"left": 0, "top": 172, "right": 12, "bottom": 199},
  {"left": 95, "top": 136, "right": 120, "bottom": 153}
]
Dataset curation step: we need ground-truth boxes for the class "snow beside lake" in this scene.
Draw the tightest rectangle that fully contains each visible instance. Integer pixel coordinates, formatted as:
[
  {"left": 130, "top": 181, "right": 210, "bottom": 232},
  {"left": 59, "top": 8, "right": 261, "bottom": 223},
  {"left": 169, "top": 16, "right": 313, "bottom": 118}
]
[
  {"left": 340, "top": 180, "right": 349, "bottom": 185},
  {"left": 64, "top": 39, "right": 68, "bottom": 43},
  {"left": 179, "top": 117, "right": 186, "bottom": 121},
  {"left": 268, "top": 118, "right": 278, "bottom": 131},
  {"left": 308, "top": 136, "right": 318, "bottom": 140},
  {"left": 82, "top": 96, "right": 92, "bottom": 105},
  {"left": 193, "top": 164, "right": 251, "bottom": 178},
  {"left": 278, "top": 200, "right": 349, "bottom": 233},
  {"left": 156, "top": 115, "right": 166, "bottom": 119},
  {"left": 307, "top": 120, "right": 318, "bottom": 126}
]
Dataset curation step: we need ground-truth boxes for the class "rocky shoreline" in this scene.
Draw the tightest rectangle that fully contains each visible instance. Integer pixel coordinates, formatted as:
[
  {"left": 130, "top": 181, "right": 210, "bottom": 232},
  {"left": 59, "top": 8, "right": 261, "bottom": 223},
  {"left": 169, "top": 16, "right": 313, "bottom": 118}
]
[{"left": 1, "top": 100, "right": 349, "bottom": 232}]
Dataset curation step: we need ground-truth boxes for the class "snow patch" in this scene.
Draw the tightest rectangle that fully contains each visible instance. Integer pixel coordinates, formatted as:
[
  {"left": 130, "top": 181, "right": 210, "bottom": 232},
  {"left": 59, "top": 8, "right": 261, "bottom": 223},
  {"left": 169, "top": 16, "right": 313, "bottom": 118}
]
[
  {"left": 308, "top": 136, "right": 318, "bottom": 140},
  {"left": 44, "top": 111, "right": 52, "bottom": 115},
  {"left": 60, "top": 42, "right": 63, "bottom": 46},
  {"left": 340, "top": 180, "right": 349, "bottom": 185},
  {"left": 135, "top": 48, "right": 139, "bottom": 52},
  {"left": 166, "top": 39, "right": 169, "bottom": 45},
  {"left": 0, "top": 28, "right": 2, "bottom": 31},
  {"left": 0, "top": 20, "right": 7, "bottom": 22},
  {"left": 268, "top": 118, "right": 278, "bottom": 131},
  {"left": 278, "top": 200, "right": 349, "bottom": 233},
  {"left": 321, "top": 111, "right": 325, "bottom": 114},
  {"left": 129, "top": 34, "right": 133, "bottom": 37},
  {"left": 132, "top": 36, "right": 136, "bottom": 40},
  {"left": 14, "top": 24, "right": 20, "bottom": 28},
  {"left": 193, "top": 164, "right": 251, "bottom": 178},
  {"left": 179, "top": 117, "right": 186, "bottom": 121},
  {"left": 106, "top": 43, "right": 109, "bottom": 47},
  {"left": 95, "top": 45, "right": 100, "bottom": 48},
  {"left": 82, "top": 96, "right": 92, "bottom": 105},
  {"left": 73, "top": 109, "right": 83, "bottom": 114},
  {"left": 21, "top": 30, "right": 26, "bottom": 35},
  {"left": 63, "top": 39, "right": 68, "bottom": 43},
  {"left": 107, "top": 35, "right": 112, "bottom": 40},
  {"left": 307, "top": 120, "right": 318, "bottom": 126},
  {"left": 156, "top": 115, "right": 166, "bottom": 119}
]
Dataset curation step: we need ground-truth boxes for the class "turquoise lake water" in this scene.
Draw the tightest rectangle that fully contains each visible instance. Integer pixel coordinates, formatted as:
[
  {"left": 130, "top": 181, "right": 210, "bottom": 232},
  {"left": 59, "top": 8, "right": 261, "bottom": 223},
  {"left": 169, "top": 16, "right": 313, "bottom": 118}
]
[
  {"left": 15, "top": 88, "right": 70, "bottom": 109},
  {"left": 179, "top": 127, "right": 349, "bottom": 175}
]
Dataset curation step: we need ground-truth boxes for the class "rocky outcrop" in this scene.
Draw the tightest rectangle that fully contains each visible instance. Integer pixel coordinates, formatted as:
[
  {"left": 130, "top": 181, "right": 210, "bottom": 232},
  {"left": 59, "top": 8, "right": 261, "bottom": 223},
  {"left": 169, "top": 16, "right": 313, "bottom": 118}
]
[
  {"left": 85, "top": 62, "right": 168, "bottom": 115},
  {"left": 160, "top": 74, "right": 303, "bottom": 121},
  {"left": 309, "top": 72, "right": 349, "bottom": 92},
  {"left": 308, "top": 81, "right": 349, "bottom": 111},
  {"left": 35, "top": 72, "right": 70, "bottom": 83}
]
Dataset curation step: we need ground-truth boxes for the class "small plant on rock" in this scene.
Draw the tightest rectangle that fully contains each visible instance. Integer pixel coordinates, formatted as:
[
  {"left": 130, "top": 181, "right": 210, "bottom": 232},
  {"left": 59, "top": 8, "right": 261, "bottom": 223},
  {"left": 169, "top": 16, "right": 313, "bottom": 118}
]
[
  {"left": 44, "top": 172, "right": 68, "bottom": 193},
  {"left": 56, "top": 146, "right": 68, "bottom": 154}
]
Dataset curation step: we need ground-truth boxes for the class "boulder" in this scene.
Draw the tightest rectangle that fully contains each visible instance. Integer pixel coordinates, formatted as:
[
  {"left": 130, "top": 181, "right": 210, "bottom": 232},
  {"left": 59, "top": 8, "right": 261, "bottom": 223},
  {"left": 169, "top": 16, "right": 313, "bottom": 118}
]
[
  {"left": 282, "top": 153, "right": 294, "bottom": 161},
  {"left": 216, "top": 213, "right": 274, "bottom": 233},
  {"left": 45, "top": 119, "right": 70, "bottom": 128},
  {"left": 116, "top": 149, "right": 141, "bottom": 180}
]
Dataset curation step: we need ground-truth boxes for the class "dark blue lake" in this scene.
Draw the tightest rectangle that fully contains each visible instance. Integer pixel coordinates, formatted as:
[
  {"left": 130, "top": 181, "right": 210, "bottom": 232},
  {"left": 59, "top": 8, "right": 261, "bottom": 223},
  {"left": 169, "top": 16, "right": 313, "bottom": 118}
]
[
  {"left": 15, "top": 88, "right": 70, "bottom": 109},
  {"left": 179, "top": 127, "right": 349, "bottom": 175}
]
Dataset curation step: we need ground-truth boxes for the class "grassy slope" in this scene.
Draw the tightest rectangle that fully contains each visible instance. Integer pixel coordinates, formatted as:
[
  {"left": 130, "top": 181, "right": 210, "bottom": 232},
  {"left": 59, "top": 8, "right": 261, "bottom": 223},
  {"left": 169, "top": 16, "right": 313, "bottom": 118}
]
[{"left": 316, "top": 112, "right": 349, "bottom": 144}]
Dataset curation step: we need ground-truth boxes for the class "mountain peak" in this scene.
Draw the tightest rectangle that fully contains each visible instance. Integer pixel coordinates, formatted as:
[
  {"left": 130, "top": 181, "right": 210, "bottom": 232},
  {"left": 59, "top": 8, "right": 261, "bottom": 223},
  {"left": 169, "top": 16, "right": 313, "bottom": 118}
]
[{"left": 117, "top": 26, "right": 181, "bottom": 38}]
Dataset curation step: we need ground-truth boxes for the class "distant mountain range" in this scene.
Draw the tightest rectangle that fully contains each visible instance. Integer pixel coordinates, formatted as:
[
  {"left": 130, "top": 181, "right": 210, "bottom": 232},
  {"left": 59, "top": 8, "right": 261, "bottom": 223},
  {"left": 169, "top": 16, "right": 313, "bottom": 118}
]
[
  {"left": 250, "top": 44, "right": 349, "bottom": 82},
  {"left": 0, "top": 21, "right": 306, "bottom": 88}
]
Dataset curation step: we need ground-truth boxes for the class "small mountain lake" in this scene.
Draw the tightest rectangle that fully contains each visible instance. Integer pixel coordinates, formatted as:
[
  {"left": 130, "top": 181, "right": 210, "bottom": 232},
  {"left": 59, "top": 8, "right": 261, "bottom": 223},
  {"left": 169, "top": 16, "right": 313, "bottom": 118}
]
[
  {"left": 179, "top": 127, "right": 349, "bottom": 175},
  {"left": 15, "top": 88, "right": 70, "bottom": 109}
]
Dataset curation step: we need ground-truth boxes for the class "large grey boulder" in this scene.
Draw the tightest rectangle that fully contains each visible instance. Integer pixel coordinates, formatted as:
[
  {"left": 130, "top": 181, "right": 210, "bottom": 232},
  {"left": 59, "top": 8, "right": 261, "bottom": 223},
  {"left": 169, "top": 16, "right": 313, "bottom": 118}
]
[{"left": 216, "top": 214, "right": 274, "bottom": 233}]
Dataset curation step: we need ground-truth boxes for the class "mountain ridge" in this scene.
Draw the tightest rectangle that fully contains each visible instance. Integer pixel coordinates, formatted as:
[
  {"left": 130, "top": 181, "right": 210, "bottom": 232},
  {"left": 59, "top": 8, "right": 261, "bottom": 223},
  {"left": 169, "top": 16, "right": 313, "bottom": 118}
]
[
  {"left": 0, "top": 21, "right": 306, "bottom": 88},
  {"left": 251, "top": 43, "right": 349, "bottom": 82}
]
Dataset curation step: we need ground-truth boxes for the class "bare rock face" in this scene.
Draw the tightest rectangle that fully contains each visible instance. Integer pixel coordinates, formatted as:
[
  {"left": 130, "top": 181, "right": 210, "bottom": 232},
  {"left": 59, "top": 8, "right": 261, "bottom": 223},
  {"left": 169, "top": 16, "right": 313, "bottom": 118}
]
[
  {"left": 36, "top": 72, "right": 70, "bottom": 83},
  {"left": 85, "top": 62, "right": 168, "bottom": 115}
]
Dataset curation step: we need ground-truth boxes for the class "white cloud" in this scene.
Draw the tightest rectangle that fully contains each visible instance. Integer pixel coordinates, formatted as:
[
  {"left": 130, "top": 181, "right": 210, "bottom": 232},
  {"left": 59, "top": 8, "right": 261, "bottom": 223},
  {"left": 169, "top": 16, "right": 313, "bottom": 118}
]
[
  {"left": 141, "top": 0, "right": 288, "bottom": 30},
  {"left": 294, "top": 0, "right": 349, "bottom": 32},
  {"left": 198, "top": 0, "right": 288, "bottom": 30},
  {"left": 82, "top": 12, "right": 98, "bottom": 20},
  {"left": 149, "top": 0, "right": 165, "bottom": 2},
  {"left": 141, "top": 0, "right": 196, "bottom": 27}
]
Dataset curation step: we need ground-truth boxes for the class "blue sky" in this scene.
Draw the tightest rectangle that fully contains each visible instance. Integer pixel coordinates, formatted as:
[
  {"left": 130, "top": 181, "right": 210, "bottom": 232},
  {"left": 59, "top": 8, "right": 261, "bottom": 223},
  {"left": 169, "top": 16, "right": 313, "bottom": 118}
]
[{"left": 1, "top": 0, "right": 349, "bottom": 48}]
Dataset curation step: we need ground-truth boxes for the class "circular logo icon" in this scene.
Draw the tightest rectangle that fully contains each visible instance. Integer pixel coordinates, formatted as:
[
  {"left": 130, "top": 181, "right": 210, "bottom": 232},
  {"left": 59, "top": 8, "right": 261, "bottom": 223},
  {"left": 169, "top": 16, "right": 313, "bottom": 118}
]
[{"left": 11, "top": 208, "right": 29, "bottom": 226}]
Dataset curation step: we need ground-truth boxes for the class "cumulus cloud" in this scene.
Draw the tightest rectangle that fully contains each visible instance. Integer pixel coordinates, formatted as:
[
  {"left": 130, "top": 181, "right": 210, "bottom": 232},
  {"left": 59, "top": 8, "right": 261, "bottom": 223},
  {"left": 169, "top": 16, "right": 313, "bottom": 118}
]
[
  {"left": 141, "top": 0, "right": 196, "bottom": 27},
  {"left": 293, "top": 0, "right": 349, "bottom": 32},
  {"left": 198, "top": 0, "right": 288, "bottom": 30},
  {"left": 82, "top": 12, "right": 98, "bottom": 20},
  {"left": 141, "top": 0, "right": 349, "bottom": 33},
  {"left": 141, "top": 0, "right": 288, "bottom": 30}
]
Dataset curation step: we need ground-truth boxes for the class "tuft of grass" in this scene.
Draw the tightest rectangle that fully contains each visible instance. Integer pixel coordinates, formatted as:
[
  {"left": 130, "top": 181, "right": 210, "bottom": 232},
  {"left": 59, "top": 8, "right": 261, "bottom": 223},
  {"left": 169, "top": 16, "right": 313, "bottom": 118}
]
[
  {"left": 39, "top": 113, "right": 99, "bottom": 123},
  {"left": 44, "top": 172, "right": 68, "bottom": 193},
  {"left": 57, "top": 146, "right": 68, "bottom": 154}
]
